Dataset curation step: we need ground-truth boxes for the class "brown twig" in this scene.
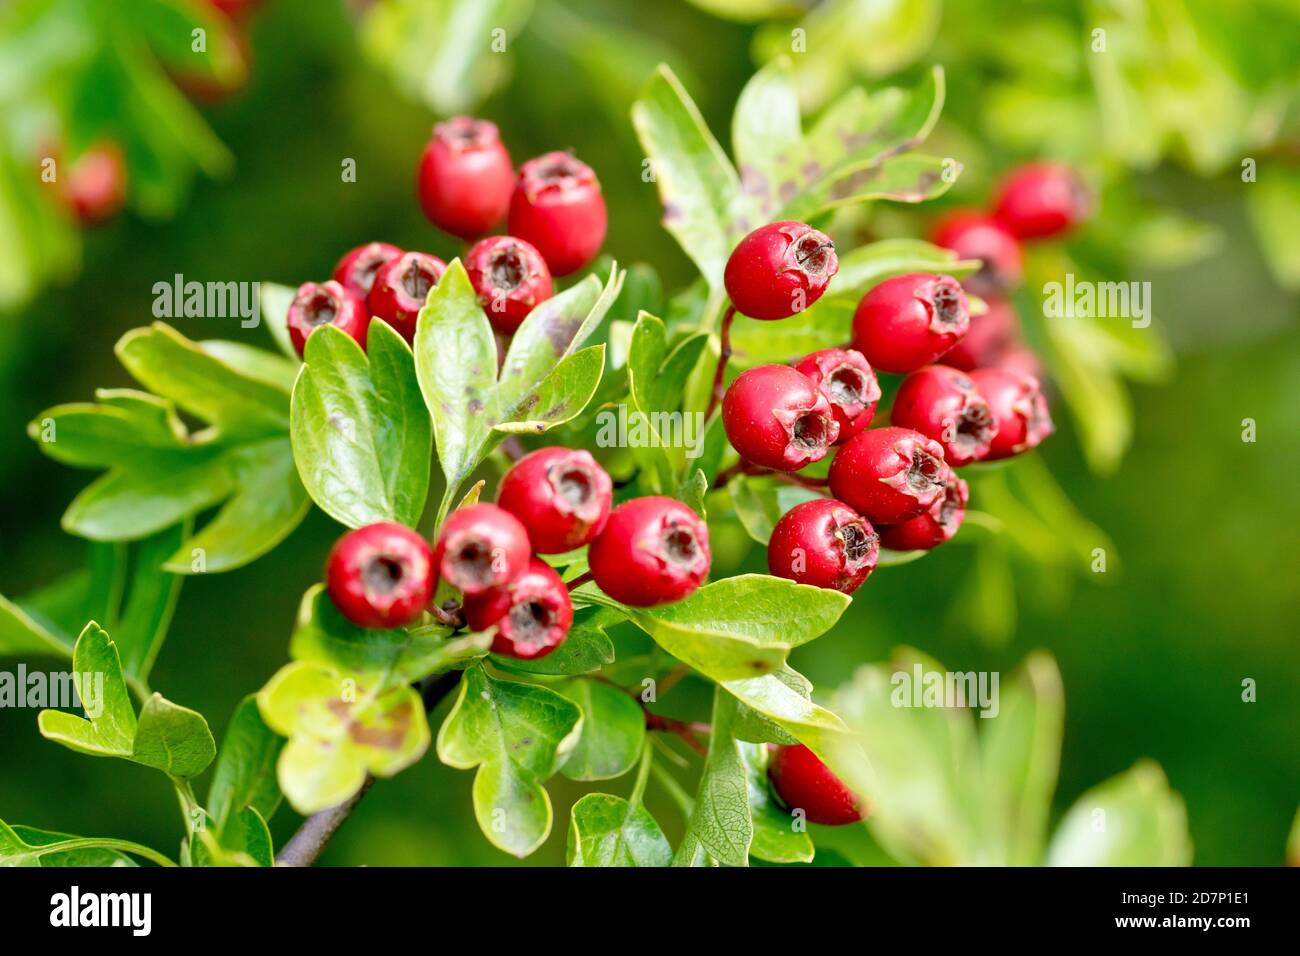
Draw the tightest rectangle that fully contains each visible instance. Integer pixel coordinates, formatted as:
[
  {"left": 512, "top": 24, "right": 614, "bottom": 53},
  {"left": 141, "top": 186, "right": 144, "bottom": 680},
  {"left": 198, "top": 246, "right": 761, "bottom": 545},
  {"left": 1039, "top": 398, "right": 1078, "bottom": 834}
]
[{"left": 703, "top": 304, "right": 737, "bottom": 421}]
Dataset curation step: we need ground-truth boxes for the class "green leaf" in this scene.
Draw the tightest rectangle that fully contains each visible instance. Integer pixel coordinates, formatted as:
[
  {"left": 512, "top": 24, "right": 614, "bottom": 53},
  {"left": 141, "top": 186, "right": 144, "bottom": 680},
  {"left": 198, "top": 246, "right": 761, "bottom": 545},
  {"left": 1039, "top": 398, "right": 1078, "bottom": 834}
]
[
  {"left": 257, "top": 281, "right": 301, "bottom": 362},
  {"left": 728, "top": 478, "right": 821, "bottom": 545},
  {"left": 494, "top": 345, "right": 606, "bottom": 435},
  {"left": 199, "top": 340, "right": 297, "bottom": 393},
  {"left": 114, "top": 522, "right": 186, "bottom": 681},
  {"left": 559, "top": 679, "right": 646, "bottom": 781},
  {"left": 740, "top": 742, "right": 814, "bottom": 864},
  {"left": 3, "top": 825, "right": 135, "bottom": 867},
  {"left": 822, "top": 238, "right": 981, "bottom": 303},
  {"left": 1247, "top": 167, "right": 1300, "bottom": 290},
  {"left": 732, "top": 57, "right": 803, "bottom": 219},
  {"left": 0, "top": 592, "right": 76, "bottom": 661},
  {"left": 567, "top": 793, "right": 672, "bottom": 867},
  {"left": 1046, "top": 761, "right": 1192, "bottom": 866},
  {"left": 132, "top": 694, "right": 217, "bottom": 778},
  {"left": 208, "top": 696, "right": 285, "bottom": 831},
  {"left": 674, "top": 687, "right": 752, "bottom": 866},
  {"left": 783, "top": 153, "right": 956, "bottom": 220}
]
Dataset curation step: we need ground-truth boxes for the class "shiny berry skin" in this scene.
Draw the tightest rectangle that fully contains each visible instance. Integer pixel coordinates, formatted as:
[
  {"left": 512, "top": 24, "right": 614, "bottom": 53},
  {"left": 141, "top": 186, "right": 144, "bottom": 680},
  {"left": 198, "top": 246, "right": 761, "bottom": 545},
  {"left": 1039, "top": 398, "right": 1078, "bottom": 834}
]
[
  {"left": 930, "top": 210, "right": 1023, "bottom": 294},
  {"left": 993, "top": 162, "right": 1090, "bottom": 240},
  {"left": 65, "top": 142, "right": 127, "bottom": 224},
  {"left": 332, "top": 242, "right": 402, "bottom": 296},
  {"left": 464, "top": 236, "right": 554, "bottom": 334},
  {"left": 722, "top": 365, "right": 839, "bottom": 472},
  {"left": 940, "top": 296, "right": 1019, "bottom": 371},
  {"left": 496, "top": 446, "right": 612, "bottom": 553},
  {"left": 851, "top": 273, "right": 970, "bottom": 374},
  {"left": 767, "top": 499, "right": 879, "bottom": 594},
  {"left": 968, "top": 368, "right": 1053, "bottom": 460},
  {"left": 890, "top": 365, "right": 996, "bottom": 467},
  {"left": 508, "top": 152, "right": 607, "bottom": 276},
  {"left": 828, "top": 426, "right": 950, "bottom": 525},
  {"left": 793, "top": 348, "right": 881, "bottom": 443},
  {"left": 433, "top": 503, "right": 531, "bottom": 597},
  {"left": 588, "top": 496, "right": 710, "bottom": 607},
  {"left": 417, "top": 117, "right": 514, "bottom": 239},
  {"left": 367, "top": 251, "right": 447, "bottom": 342},
  {"left": 879, "top": 473, "right": 968, "bottom": 551},
  {"left": 287, "top": 280, "right": 370, "bottom": 356},
  {"left": 464, "top": 558, "right": 573, "bottom": 660},
  {"left": 325, "top": 522, "right": 434, "bottom": 629},
  {"left": 768, "top": 744, "right": 865, "bottom": 826},
  {"left": 723, "top": 221, "right": 839, "bottom": 320}
]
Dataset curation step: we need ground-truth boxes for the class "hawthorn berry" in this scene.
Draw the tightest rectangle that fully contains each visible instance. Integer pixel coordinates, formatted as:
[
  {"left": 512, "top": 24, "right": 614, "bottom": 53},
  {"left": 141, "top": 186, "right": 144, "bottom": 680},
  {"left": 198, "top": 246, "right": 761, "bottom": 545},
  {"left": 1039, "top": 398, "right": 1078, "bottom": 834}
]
[
  {"left": 768, "top": 744, "right": 865, "bottom": 826},
  {"left": 433, "top": 503, "right": 531, "bottom": 597},
  {"left": 878, "top": 473, "right": 969, "bottom": 551},
  {"left": 417, "top": 117, "right": 514, "bottom": 239},
  {"left": 464, "top": 236, "right": 554, "bottom": 334},
  {"left": 827, "top": 426, "right": 950, "bottom": 525},
  {"left": 332, "top": 241, "right": 402, "bottom": 297},
  {"left": 993, "top": 162, "right": 1090, "bottom": 240},
  {"left": 496, "top": 446, "right": 612, "bottom": 553},
  {"left": 64, "top": 142, "right": 127, "bottom": 224},
  {"left": 930, "top": 210, "right": 1023, "bottom": 294},
  {"left": 968, "top": 368, "right": 1053, "bottom": 460},
  {"left": 940, "top": 296, "right": 1019, "bottom": 371},
  {"left": 367, "top": 251, "right": 447, "bottom": 342},
  {"left": 722, "top": 365, "right": 839, "bottom": 472},
  {"left": 793, "top": 348, "right": 881, "bottom": 443},
  {"left": 767, "top": 498, "right": 879, "bottom": 594},
  {"left": 588, "top": 496, "right": 710, "bottom": 607},
  {"left": 287, "top": 280, "right": 369, "bottom": 356},
  {"left": 507, "top": 151, "right": 607, "bottom": 276},
  {"left": 723, "top": 221, "right": 839, "bottom": 320},
  {"left": 463, "top": 558, "right": 573, "bottom": 660},
  {"left": 890, "top": 365, "right": 996, "bottom": 467},
  {"left": 851, "top": 273, "right": 970, "bottom": 374},
  {"left": 994, "top": 345, "right": 1045, "bottom": 383},
  {"left": 325, "top": 522, "right": 434, "bottom": 629}
]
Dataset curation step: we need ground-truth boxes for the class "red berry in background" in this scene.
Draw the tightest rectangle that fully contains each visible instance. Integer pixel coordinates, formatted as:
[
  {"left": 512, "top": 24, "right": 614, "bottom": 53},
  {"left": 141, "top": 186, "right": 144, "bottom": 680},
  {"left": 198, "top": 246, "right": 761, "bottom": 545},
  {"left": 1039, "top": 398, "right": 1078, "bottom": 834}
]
[
  {"left": 325, "top": 522, "right": 434, "bottom": 629},
  {"left": 205, "top": 0, "right": 261, "bottom": 19},
  {"left": 968, "top": 368, "right": 1053, "bottom": 460},
  {"left": 767, "top": 499, "right": 879, "bottom": 594},
  {"left": 890, "top": 365, "right": 997, "bottom": 467},
  {"left": 464, "top": 236, "right": 554, "bottom": 334},
  {"left": 464, "top": 558, "right": 573, "bottom": 660},
  {"left": 508, "top": 151, "right": 607, "bottom": 276},
  {"left": 64, "top": 142, "right": 127, "bottom": 224},
  {"left": 993, "top": 162, "right": 1091, "bottom": 240},
  {"left": 940, "top": 296, "right": 1019, "bottom": 371},
  {"left": 994, "top": 344, "right": 1045, "bottom": 382},
  {"left": 723, "top": 221, "right": 839, "bottom": 320},
  {"left": 287, "top": 280, "right": 369, "bottom": 356},
  {"left": 828, "top": 426, "right": 950, "bottom": 525},
  {"left": 417, "top": 117, "right": 514, "bottom": 239},
  {"left": 588, "top": 497, "right": 710, "bottom": 607},
  {"left": 851, "top": 273, "right": 970, "bottom": 374},
  {"left": 722, "top": 365, "right": 840, "bottom": 471},
  {"left": 433, "top": 503, "right": 531, "bottom": 597},
  {"left": 879, "top": 473, "right": 969, "bottom": 551},
  {"left": 768, "top": 744, "right": 865, "bottom": 826},
  {"left": 930, "top": 210, "right": 1023, "bottom": 295},
  {"left": 496, "top": 446, "right": 612, "bottom": 553},
  {"left": 333, "top": 241, "right": 402, "bottom": 297},
  {"left": 793, "top": 348, "right": 880, "bottom": 443},
  {"left": 367, "top": 251, "right": 447, "bottom": 342}
]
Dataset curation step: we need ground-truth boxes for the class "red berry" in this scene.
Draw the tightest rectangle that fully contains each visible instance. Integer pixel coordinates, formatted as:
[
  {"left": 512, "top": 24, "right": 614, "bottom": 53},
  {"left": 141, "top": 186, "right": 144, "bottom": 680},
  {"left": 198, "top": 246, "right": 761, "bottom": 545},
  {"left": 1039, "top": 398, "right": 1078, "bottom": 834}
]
[
  {"left": 65, "top": 142, "right": 127, "bottom": 224},
  {"left": 367, "top": 251, "right": 447, "bottom": 343},
  {"left": 890, "top": 365, "right": 996, "bottom": 467},
  {"left": 767, "top": 498, "right": 879, "bottom": 594},
  {"left": 332, "top": 242, "right": 402, "bottom": 297},
  {"left": 994, "top": 345, "right": 1045, "bottom": 382},
  {"left": 930, "top": 210, "right": 1023, "bottom": 294},
  {"left": 496, "top": 446, "right": 612, "bottom": 553},
  {"left": 417, "top": 117, "right": 514, "bottom": 239},
  {"left": 433, "top": 503, "right": 531, "bottom": 597},
  {"left": 993, "top": 162, "right": 1090, "bottom": 240},
  {"left": 723, "top": 221, "right": 839, "bottom": 320},
  {"left": 968, "top": 368, "right": 1053, "bottom": 460},
  {"left": 325, "top": 522, "right": 434, "bottom": 629},
  {"left": 793, "top": 348, "right": 880, "bottom": 443},
  {"left": 722, "top": 365, "right": 839, "bottom": 472},
  {"left": 464, "top": 558, "right": 573, "bottom": 660},
  {"left": 768, "top": 744, "right": 865, "bottom": 826},
  {"left": 878, "top": 473, "right": 968, "bottom": 551},
  {"left": 940, "top": 296, "right": 1019, "bottom": 371},
  {"left": 507, "top": 152, "right": 606, "bottom": 276},
  {"left": 206, "top": 0, "right": 260, "bottom": 19},
  {"left": 588, "top": 496, "right": 710, "bottom": 607},
  {"left": 851, "top": 273, "right": 970, "bottom": 374},
  {"left": 464, "top": 235, "right": 554, "bottom": 334},
  {"left": 828, "top": 426, "right": 950, "bottom": 525},
  {"left": 287, "top": 280, "right": 369, "bottom": 356}
]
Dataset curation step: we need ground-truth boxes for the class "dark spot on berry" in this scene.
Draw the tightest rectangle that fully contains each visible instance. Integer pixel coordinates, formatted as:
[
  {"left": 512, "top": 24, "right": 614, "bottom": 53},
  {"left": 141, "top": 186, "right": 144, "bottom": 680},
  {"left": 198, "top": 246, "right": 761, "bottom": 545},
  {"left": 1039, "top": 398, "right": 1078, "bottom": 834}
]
[
  {"left": 507, "top": 599, "right": 552, "bottom": 642},
  {"left": 905, "top": 448, "right": 944, "bottom": 494},
  {"left": 363, "top": 554, "right": 405, "bottom": 596},
  {"left": 953, "top": 401, "right": 995, "bottom": 455},
  {"left": 827, "top": 366, "right": 866, "bottom": 407},
  {"left": 488, "top": 246, "right": 526, "bottom": 292},
  {"left": 450, "top": 537, "right": 495, "bottom": 588},
  {"left": 931, "top": 281, "right": 965, "bottom": 328},
  {"left": 660, "top": 522, "right": 700, "bottom": 568},
  {"left": 790, "top": 412, "right": 829, "bottom": 453},
  {"left": 301, "top": 290, "right": 339, "bottom": 328},
  {"left": 838, "top": 522, "right": 874, "bottom": 563},
  {"left": 552, "top": 465, "right": 593, "bottom": 508},
  {"left": 402, "top": 261, "right": 436, "bottom": 301},
  {"left": 793, "top": 235, "right": 835, "bottom": 276}
]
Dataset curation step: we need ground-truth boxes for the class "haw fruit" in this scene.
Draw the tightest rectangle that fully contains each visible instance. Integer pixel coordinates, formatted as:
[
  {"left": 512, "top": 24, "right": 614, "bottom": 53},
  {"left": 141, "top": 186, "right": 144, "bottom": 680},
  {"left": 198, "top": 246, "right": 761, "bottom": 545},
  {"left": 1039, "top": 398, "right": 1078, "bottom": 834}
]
[
  {"left": 463, "top": 558, "right": 573, "bottom": 659},
  {"left": 878, "top": 473, "right": 969, "bottom": 551},
  {"left": 367, "top": 251, "right": 447, "bottom": 343},
  {"left": 851, "top": 273, "right": 970, "bottom": 374},
  {"left": 793, "top": 347, "right": 881, "bottom": 443},
  {"left": 930, "top": 210, "right": 1023, "bottom": 294},
  {"left": 287, "top": 280, "right": 369, "bottom": 356},
  {"left": 768, "top": 744, "right": 865, "bottom": 826},
  {"left": 464, "top": 235, "right": 553, "bottom": 334},
  {"left": 508, "top": 151, "right": 607, "bottom": 276},
  {"left": 433, "top": 503, "right": 531, "bottom": 597},
  {"left": 940, "top": 296, "right": 1019, "bottom": 371},
  {"left": 968, "top": 368, "right": 1053, "bottom": 460},
  {"left": 890, "top": 365, "right": 996, "bottom": 467},
  {"left": 993, "top": 162, "right": 1090, "bottom": 240},
  {"left": 496, "top": 446, "right": 612, "bottom": 554},
  {"left": 588, "top": 496, "right": 710, "bottom": 607},
  {"left": 417, "top": 117, "right": 514, "bottom": 239},
  {"left": 722, "top": 365, "right": 839, "bottom": 471},
  {"left": 326, "top": 522, "right": 434, "bottom": 629},
  {"left": 767, "top": 498, "right": 879, "bottom": 594},
  {"left": 333, "top": 242, "right": 403, "bottom": 297},
  {"left": 65, "top": 142, "right": 127, "bottom": 224},
  {"left": 723, "top": 221, "right": 839, "bottom": 320},
  {"left": 828, "top": 426, "right": 950, "bottom": 525}
]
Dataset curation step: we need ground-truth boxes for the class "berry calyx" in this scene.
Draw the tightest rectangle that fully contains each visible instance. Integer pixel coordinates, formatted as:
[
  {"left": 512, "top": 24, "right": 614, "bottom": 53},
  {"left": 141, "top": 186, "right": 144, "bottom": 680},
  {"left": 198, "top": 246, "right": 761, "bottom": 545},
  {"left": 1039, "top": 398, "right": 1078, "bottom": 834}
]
[
  {"left": 851, "top": 273, "right": 970, "bottom": 374},
  {"left": 64, "top": 142, "right": 127, "bottom": 224},
  {"left": 507, "top": 151, "right": 607, "bottom": 276},
  {"left": 464, "top": 236, "right": 554, "bottom": 334},
  {"left": 930, "top": 210, "right": 1023, "bottom": 294},
  {"left": 433, "top": 503, "right": 531, "bottom": 597},
  {"left": 890, "top": 365, "right": 997, "bottom": 467},
  {"left": 588, "top": 496, "right": 710, "bottom": 607},
  {"left": 968, "top": 368, "right": 1053, "bottom": 460},
  {"left": 721, "top": 365, "right": 840, "bottom": 471},
  {"left": 878, "top": 473, "right": 969, "bottom": 551},
  {"left": 417, "top": 117, "right": 514, "bottom": 239},
  {"left": 767, "top": 498, "right": 879, "bottom": 594},
  {"left": 940, "top": 296, "right": 1019, "bottom": 371},
  {"left": 367, "top": 251, "right": 447, "bottom": 343},
  {"left": 463, "top": 558, "right": 573, "bottom": 660},
  {"left": 723, "top": 221, "right": 839, "bottom": 320},
  {"left": 287, "top": 280, "right": 369, "bottom": 356},
  {"left": 325, "top": 522, "right": 434, "bottom": 629},
  {"left": 768, "top": 744, "right": 865, "bottom": 826},
  {"left": 793, "top": 348, "right": 881, "bottom": 443},
  {"left": 496, "top": 446, "right": 612, "bottom": 553},
  {"left": 827, "top": 426, "right": 950, "bottom": 525},
  {"left": 332, "top": 241, "right": 403, "bottom": 296},
  {"left": 993, "top": 162, "right": 1090, "bottom": 240}
]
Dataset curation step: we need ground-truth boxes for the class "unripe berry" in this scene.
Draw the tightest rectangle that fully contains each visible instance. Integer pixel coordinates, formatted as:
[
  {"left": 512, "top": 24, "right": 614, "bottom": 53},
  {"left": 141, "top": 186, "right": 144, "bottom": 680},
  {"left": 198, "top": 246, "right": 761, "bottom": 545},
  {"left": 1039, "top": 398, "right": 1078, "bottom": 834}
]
[
  {"left": 588, "top": 496, "right": 710, "bottom": 607},
  {"left": 968, "top": 368, "right": 1053, "bottom": 460},
  {"left": 878, "top": 473, "right": 968, "bottom": 551},
  {"left": 827, "top": 426, "right": 950, "bottom": 525},
  {"left": 496, "top": 446, "right": 612, "bottom": 553},
  {"left": 851, "top": 273, "right": 970, "bottom": 374},
  {"left": 993, "top": 162, "right": 1090, "bottom": 240},
  {"left": 722, "top": 365, "right": 839, "bottom": 472},
  {"left": 367, "top": 251, "right": 447, "bottom": 343},
  {"left": 940, "top": 296, "right": 1019, "bottom": 371},
  {"left": 464, "top": 236, "right": 554, "bottom": 334},
  {"left": 464, "top": 558, "right": 573, "bottom": 660},
  {"left": 723, "top": 221, "right": 839, "bottom": 320},
  {"left": 508, "top": 152, "right": 606, "bottom": 276},
  {"left": 767, "top": 498, "right": 879, "bottom": 594},
  {"left": 65, "top": 142, "right": 127, "bottom": 224},
  {"left": 433, "top": 503, "right": 531, "bottom": 597},
  {"left": 325, "top": 522, "right": 434, "bottom": 629},
  {"left": 930, "top": 210, "right": 1023, "bottom": 294},
  {"left": 768, "top": 744, "right": 865, "bottom": 826},
  {"left": 793, "top": 348, "right": 881, "bottom": 443},
  {"left": 287, "top": 280, "right": 369, "bottom": 356},
  {"left": 332, "top": 241, "right": 402, "bottom": 296},
  {"left": 417, "top": 117, "right": 514, "bottom": 239},
  {"left": 890, "top": 365, "right": 996, "bottom": 467}
]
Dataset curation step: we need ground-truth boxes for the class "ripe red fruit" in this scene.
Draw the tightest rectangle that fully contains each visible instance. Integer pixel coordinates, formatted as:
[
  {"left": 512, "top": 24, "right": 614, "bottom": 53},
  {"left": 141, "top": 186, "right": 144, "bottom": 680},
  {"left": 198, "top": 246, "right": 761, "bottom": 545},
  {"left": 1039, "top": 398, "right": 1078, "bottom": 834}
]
[
  {"left": 325, "top": 522, "right": 434, "bottom": 629},
  {"left": 206, "top": 0, "right": 261, "bottom": 19},
  {"left": 65, "top": 142, "right": 127, "bottom": 224},
  {"left": 930, "top": 210, "right": 1023, "bottom": 294},
  {"left": 879, "top": 473, "right": 969, "bottom": 551},
  {"left": 463, "top": 558, "right": 573, "bottom": 660},
  {"left": 940, "top": 296, "right": 1019, "bottom": 371},
  {"left": 417, "top": 117, "right": 514, "bottom": 239},
  {"left": 287, "top": 280, "right": 369, "bottom": 356},
  {"left": 828, "top": 426, "right": 950, "bottom": 525},
  {"left": 588, "top": 496, "right": 710, "bottom": 607},
  {"left": 793, "top": 348, "right": 881, "bottom": 443},
  {"left": 767, "top": 499, "right": 879, "bottom": 594},
  {"left": 890, "top": 365, "right": 997, "bottom": 467},
  {"left": 993, "top": 162, "right": 1090, "bottom": 240},
  {"left": 496, "top": 447, "right": 612, "bottom": 554},
  {"left": 507, "top": 152, "right": 607, "bottom": 276},
  {"left": 464, "top": 236, "right": 554, "bottom": 334},
  {"left": 851, "top": 273, "right": 970, "bottom": 374},
  {"left": 768, "top": 744, "right": 865, "bottom": 826},
  {"left": 433, "top": 503, "right": 531, "bottom": 597},
  {"left": 994, "top": 345, "right": 1045, "bottom": 383},
  {"left": 968, "top": 368, "right": 1053, "bottom": 460},
  {"left": 723, "top": 221, "right": 839, "bottom": 320},
  {"left": 332, "top": 242, "right": 403, "bottom": 297},
  {"left": 367, "top": 251, "right": 447, "bottom": 342},
  {"left": 722, "top": 365, "right": 839, "bottom": 471}
]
